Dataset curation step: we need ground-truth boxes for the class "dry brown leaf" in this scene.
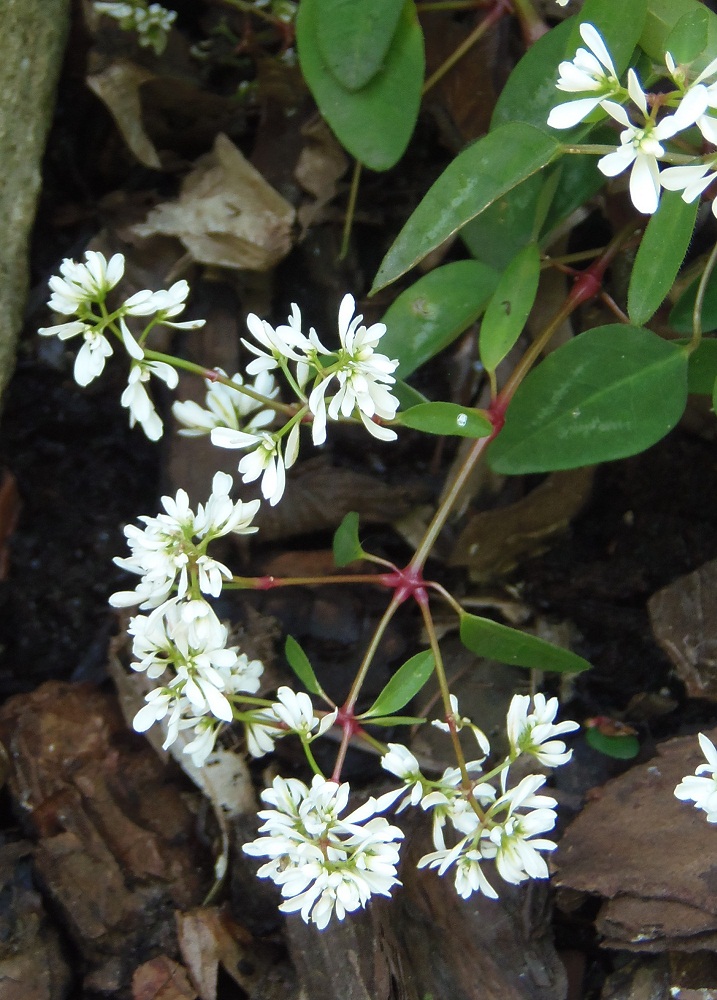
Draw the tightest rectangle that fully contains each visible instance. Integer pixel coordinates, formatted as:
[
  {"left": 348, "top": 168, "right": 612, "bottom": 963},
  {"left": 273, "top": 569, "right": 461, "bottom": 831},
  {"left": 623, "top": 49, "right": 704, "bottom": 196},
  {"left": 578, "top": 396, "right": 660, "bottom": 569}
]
[
  {"left": 648, "top": 559, "right": 717, "bottom": 700},
  {"left": 556, "top": 729, "right": 717, "bottom": 951},
  {"left": 132, "top": 956, "right": 197, "bottom": 1000},
  {"left": 87, "top": 60, "right": 162, "bottom": 169},
  {"left": 449, "top": 468, "right": 595, "bottom": 581},
  {"left": 295, "top": 118, "right": 348, "bottom": 230},
  {"left": 132, "top": 134, "right": 295, "bottom": 271},
  {"left": 176, "top": 908, "right": 263, "bottom": 1000}
]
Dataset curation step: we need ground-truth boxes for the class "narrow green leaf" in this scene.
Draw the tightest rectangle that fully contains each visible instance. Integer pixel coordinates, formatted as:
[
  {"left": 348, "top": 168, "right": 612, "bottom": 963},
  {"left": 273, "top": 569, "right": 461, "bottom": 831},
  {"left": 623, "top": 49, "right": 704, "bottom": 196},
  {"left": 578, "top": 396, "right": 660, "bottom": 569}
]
[
  {"left": 480, "top": 243, "right": 541, "bottom": 373},
  {"left": 489, "top": 325, "right": 689, "bottom": 474},
  {"left": 314, "top": 0, "right": 405, "bottom": 90},
  {"left": 380, "top": 260, "right": 499, "bottom": 378},
  {"left": 285, "top": 635, "right": 323, "bottom": 696},
  {"left": 642, "top": 0, "right": 717, "bottom": 75},
  {"left": 397, "top": 402, "right": 493, "bottom": 438},
  {"left": 371, "top": 124, "right": 560, "bottom": 292},
  {"left": 297, "top": 0, "right": 424, "bottom": 171},
  {"left": 361, "top": 714, "right": 426, "bottom": 726},
  {"left": 669, "top": 269, "right": 717, "bottom": 334},
  {"left": 492, "top": 19, "right": 575, "bottom": 130},
  {"left": 459, "top": 613, "right": 590, "bottom": 672},
  {"left": 628, "top": 191, "right": 697, "bottom": 326},
  {"left": 333, "top": 511, "right": 365, "bottom": 567},
  {"left": 665, "top": 8, "right": 710, "bottom": 63},
  {"left": 585, "top": 727, "right": 640, "bottom": 759},
  {"left": 361, "top": 650, "right": 435, "bottom": 718}
]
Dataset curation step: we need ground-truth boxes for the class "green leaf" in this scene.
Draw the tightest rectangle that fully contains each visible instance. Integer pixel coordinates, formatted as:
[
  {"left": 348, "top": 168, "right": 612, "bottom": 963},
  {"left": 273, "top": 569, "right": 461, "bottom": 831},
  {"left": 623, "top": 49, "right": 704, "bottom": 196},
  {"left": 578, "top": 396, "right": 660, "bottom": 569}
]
[
  {"left": 361, "top": 714, "right": 426, "bottom": 726},
  {"left": 371, "top": 124, "right": 560, "bottom": 291},
  {"left": 685, "top": 339, "right": 717, "bottom": 393},
  {"left": 297, "top": 0, "right": 424, "bottom": 171},
  {"left": 460, "top": 172, "right": 543, "bottom": 272},
  {"left": 480, "top": 243, "right": 541, "bottom": 373},
  {"left": 397, "top": 402, "right": 493, "bottom": 438},
  {"left": 380, "top": 260, "right": 499, "bottom": 378},
  {"left": 539, "top": 134, "right": 621, "bottom": 242},
  {"left": 489, "top": 325, "right": 689, "bottom": 474},
  {"left": 585, "top": 727, "right": 640, "bottom": 759},
  {"left": 314, "top": 0, "right": 405, "bottom": 91},
  {"left": 665, "top": 8, "right": 710, "bottom": 63},
  {"left": 393, "top": 379, "right": 429, "bottom": 408},
  {"left": 628, "top": 191, "right": 698, "bottom": 326},
  {"left": 361, "top": 650, "right": 435, "bottom": 718},
  {"left": 669, "top": 269, "right": 717, "bottom": 334},
  {"left": 332, "top": 511, "right": 365, "bottom": 567},
  {"left": 642, "top": 0, "right": 717, "bottom": 75},
  {"left": 285, "top": 635, "right": 323, "bottom": 696},
  {"left": 712, "top": 374, "right": 717, "bottom": 415},
  {"left": 459, "top": 613, "right": 590, "bottom": 672},
  {"left": 492, "top": 19, "right": 575, "bottom": 130}
]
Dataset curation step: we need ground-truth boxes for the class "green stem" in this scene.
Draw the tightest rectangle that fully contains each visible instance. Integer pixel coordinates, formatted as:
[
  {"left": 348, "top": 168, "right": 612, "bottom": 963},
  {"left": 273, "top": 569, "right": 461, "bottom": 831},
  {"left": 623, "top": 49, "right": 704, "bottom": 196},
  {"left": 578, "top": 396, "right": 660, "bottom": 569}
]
[
  {"left": 142, "top": 349, "right": 297, "bottom": 415},
  {"left": 345, "top": 594, "right": 403, "bottom": 713},
  {"left": 422, "top": 2, "right": 506, "bottom": 96},
  {"left": 691, "top": 239, "right": 717, "bottom": 353},
  {"left": 339, "top": 160, "right": 362, "bottom": 262},
  {"left": 228, "top": 572, "right": 388, "bottom": 589},
  {"left": 419, "top": 599, "right": 486, "bottom": 820}
]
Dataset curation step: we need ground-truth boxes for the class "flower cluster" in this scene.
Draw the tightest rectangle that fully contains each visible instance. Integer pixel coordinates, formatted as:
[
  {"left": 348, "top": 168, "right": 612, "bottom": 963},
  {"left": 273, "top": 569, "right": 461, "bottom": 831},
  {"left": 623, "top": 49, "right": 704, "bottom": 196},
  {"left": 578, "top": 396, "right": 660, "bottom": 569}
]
[
  {"left": 383, "top": 694, "right": 577, "bottom": 900},
  {"left": 244, "top": 693, "right": 578, "bottom": 924},
  {"left": 176, "top": 294, "right": 400, "bottom": 506},
  {"left": 109, "top": 472, "right": 268, "bottom": 764},
  {"left": 39, "top": 251, "right": 204, "bottom": 439},
  {"left": 93, "top": 1, "right": 177, "bottom": 54},
  {"left": 243, "top": 775, "right": 404, "bottom": 929},
  {"left": 548, "top": 24, "right": 717, "bottom": 215},
  {"left": 675, "top": 732, "right": 717, "bottom": 822}
]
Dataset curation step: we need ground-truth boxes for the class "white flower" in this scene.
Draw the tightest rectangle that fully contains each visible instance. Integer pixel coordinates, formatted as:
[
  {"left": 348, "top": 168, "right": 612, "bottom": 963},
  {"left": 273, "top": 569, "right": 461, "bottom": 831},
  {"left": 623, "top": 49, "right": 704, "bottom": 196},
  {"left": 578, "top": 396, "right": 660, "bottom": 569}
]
[
  {"left": 243, "top": 774, "right": 404, "bottom": 929},
  {"left": 506, "top": 693, "right": 579, "bottom": 768},
  {"left": 547, "top": 23, "right": 622, "bottom": 130},
  {"left": 271, "top": 686, "right": 337, "bottom": 739},
  {"left": 211, "top": 424, "right": 300, "bottom": 506},
  {"left": 675, "top": 732, "right": 717, "bottom": 821},
  {"left": 39, "top": 319, "right": 114, "bottom": 387},
  {"left": 46, "top": 251, "right": 125, "bottom": 316},
  {"left": 432, "top": 694, "right": 491, "bottom": 759},
  {"left": 417, "top": 840, "right": 498, "bottom": 900},
  {"left": 122, "top": 279, "right": 204, "bottom": 329},
  {"left": 120, "top": 321, "right": 179, "bottom": 440},
  {"left": 308, "top": 295, "right": 399, "bottom": 445},
  {"left": 110, "top": 475, "right": 258, "bottom": 607},
  {"left": 241, "top": 311, "right": 312, "bottom": 376},
  {"left": 380, "top": 743, "right": 425, "bottom": 810},
  {"left": 194, "top": 470, "right": 261, "bottom": 541},
  {"left": 599, "top": 70, "right": 703, "bottom": 214},
  {"left": 173, "top": 370, "right": 278, "bottom": 437},
  {"left": 488, "top": 775, "right": 558, "bottom": 884},
  {"left": 661, "top": 161, "right": 717, "bottom": 218},
  {"left": 94, "top": 1, "right": 177, "bottom": 55}
]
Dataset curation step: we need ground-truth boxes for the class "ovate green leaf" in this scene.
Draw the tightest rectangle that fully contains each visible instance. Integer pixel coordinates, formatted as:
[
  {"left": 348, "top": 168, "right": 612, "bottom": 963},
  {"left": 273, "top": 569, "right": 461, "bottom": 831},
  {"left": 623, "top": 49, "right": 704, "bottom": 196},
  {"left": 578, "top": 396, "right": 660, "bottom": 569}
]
[
  {"left": 332, "top": 511, "right": 365, "bottom": 567},
  {"left": 397, "top": 402, "right": 492, "bottom": 438},
  {"left": 665, "top": 8, "right": 710, "bottom": 63},
  {"left": 489, "top": 325, "right": 689, "bottom": 474},
  {"left": 371, "top": 124, "right": 560, "bottom": 291},
  {"left": 380, "top": 260, "right": 499, "bottom": 378},
  {"left": 480, "top": 243, "right": 541, "bottom": 373},
  {"left": 642, "top": 0, "right": 717, "bottom": 75},
  {"left": 685, "top": 338, "right": 717, "bottom": 393},
  {"left": 314, "top": 0, "right": 405, "bottom": 90},
  {"left": 628, "top": 191, "right": 697, "bottom": 326},
  {"left": 285, "top": 635, "right": 324, "bottom": 696},
  {"left": 361, "top": 650, "right": 435, "bottom": 718},
  {"left": 585, "top": 727, "right": 640, "bottom": 759},
  {"left": 297, "top": 0, "right": 424, "bottom": 171},
  {"left": 459, "top": 613, "right": 590, "bottom": 672}
]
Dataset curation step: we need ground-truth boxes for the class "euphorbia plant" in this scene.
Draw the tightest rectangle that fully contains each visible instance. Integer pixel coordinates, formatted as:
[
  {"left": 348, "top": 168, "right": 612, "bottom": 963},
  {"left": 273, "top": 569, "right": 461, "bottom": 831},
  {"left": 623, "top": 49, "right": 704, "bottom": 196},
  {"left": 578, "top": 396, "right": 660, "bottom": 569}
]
[{"left": 38, "top": 0, "right": 717, "bottom": 929}]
